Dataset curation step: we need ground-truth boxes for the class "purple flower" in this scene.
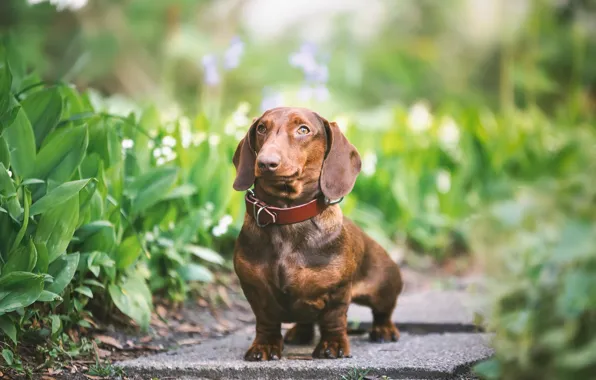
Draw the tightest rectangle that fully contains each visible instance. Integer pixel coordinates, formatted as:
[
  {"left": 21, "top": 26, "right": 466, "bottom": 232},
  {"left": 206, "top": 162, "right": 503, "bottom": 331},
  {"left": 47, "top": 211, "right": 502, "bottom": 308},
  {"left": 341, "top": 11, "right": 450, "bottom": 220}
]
[
  {"left": 313, "top": 85, "right": 330, "bottom": 101},
  {"left": 224, "top": 36, "right": 244, "bottom": 70},
  {"left": 202, "top": 54, "right": 220, "bottom": 86},
  {"left": 289, "top": 42, "right": 330, "bottom": 102}
]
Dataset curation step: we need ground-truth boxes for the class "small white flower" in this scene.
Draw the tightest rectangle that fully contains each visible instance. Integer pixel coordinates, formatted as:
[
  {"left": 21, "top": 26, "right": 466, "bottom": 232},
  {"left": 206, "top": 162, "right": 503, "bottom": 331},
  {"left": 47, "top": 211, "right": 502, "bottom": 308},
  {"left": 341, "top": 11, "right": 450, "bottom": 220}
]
[
  {"left": 161, "top": 146, "right": 173, "bottom": 157},
  {"left": 212, "top": 225, "right": 227, "bottom": 237},
  {"left": 153, "top": 148, "right": 162, "bottom": 158},
  {"left": 438, "top": 117, "right": 460, "bottom": 148},
  {"left": 7, "top": 170, "right": 13, "bottom": 177},
  {"left": 205, "top": 202, "right": 215, "bottom": 212},
  {"left": 162, "top": 135, "right": 177, "bottom": 147},
  {"left": 208, "top": 134, "right": 221, "bottom": 146},
  {"left": 121, "top": 139, "right": 134, "bottom": 150},
  {"left": 408, "top": 101, "right": 433, "bottom": 133},
  {"left": 436, "top": 170, "right": 451, "bottom": 194},
  {"left": 156, "top": 157, "right": 166, "bottom": 166},
  {"left": 361, "top": 152, "right": 377, "bottom": 177},
  {"left": 220, "top": 214, "right": 233, "bottom": 227}
]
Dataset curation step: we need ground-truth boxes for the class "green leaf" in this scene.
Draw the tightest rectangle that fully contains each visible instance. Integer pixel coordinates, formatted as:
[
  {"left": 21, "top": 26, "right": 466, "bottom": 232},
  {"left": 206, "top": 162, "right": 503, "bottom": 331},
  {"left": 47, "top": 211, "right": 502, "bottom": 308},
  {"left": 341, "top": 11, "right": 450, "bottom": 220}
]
[
  {"left": 163, "top": 184, "right": 198, "bottom": 200},
  {"left": 178, "top": 263, "right": 214, "bottom": 283},
  {"left": 37, "top": 290, "right": 62, "bottom": 303},
  {"left": 2, "top": 108, "right": 36, "bottom": 178},
  {"left": 83, "top": 279, "right": 104, "bottom": 289},
  {"left": 46, "top": 253, "right": 80, "bottom": 295},
  {"left": 50, "top": 314, "right": 61, "bottom": 336},
  {"left": 76, "top": 221, "right": 116, "bottom": 255},
  {"left": 108, "top": 276, "right": 152, "bottom": 330},
  {"left": 74, "top": 286, "right": 93, "bottom": 298},
  {"left": 473, "top": 358, "right": 501, "bottom": 380},
  {"left": 21, "top": 88, "right": 63, "bottom": 148},
  {"left": 33, "top": 242, "right": 49, "bottom": 273},
  {"left": 0, "top": 163, "right": 20, "bottom": 219},
  {"left": 183, "top": 245, "right": 224, "bottom": 265},
  {"left": 29, "top": 178, "right": 90, "bottom": 216},
  {"left": 33, "top": 125, "right": 88, "bottom": 183},
  {"left": 10, "top": 188, "right": 30, "bottom": 252},
  {"left": 0, "top": 62, "right": 12, "bottom": 116},
  {"left": 0, "top": 315, "right": 17, "bottom": 344},
  {"left": 0, "top": 103, "right": 20, "bottom": 133},
  {"left": 3, "top": 239, "right": 37, "bottom": 274},
  {"left": 0, "top": 136, "right": 9, "bottom": 168},
  {"left": 114, "top": 235, "right": 142, "bottom": 270},
  {"left": 2, "top": 348, "right": 13, "bottom": 365},
  {"left": 0, "top": 271, "right": 45, "bottom": 314},
  {"left": 128, "top": 167, "right": 178, "bottom": 216},
  {"left": 34, "top": 195, "right": 79, "bottom": 262},
  {"left": 19, "top": 178, "right": 45, "bottom": 187}
]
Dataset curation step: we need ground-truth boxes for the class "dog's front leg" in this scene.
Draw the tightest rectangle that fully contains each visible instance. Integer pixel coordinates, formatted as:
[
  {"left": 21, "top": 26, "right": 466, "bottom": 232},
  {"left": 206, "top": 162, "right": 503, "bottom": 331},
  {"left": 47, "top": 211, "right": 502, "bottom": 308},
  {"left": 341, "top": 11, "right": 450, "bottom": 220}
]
[
  {"left": 244, "top": 317, "right": 283, "bottom": 361},
  {"left": 313, "top": 290, "right": 351, "bottom": 359}
]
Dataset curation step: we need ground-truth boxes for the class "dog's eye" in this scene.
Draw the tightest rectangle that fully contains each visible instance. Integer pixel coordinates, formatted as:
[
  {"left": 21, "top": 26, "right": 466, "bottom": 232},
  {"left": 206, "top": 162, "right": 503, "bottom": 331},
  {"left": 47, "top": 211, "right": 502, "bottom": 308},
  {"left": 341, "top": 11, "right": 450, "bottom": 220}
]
[
  {"left": 256, "top": 124, "right": 267, "bottom": 135},
  {"left": 297, "top": 125, "right": 310, "bottom": 135}
]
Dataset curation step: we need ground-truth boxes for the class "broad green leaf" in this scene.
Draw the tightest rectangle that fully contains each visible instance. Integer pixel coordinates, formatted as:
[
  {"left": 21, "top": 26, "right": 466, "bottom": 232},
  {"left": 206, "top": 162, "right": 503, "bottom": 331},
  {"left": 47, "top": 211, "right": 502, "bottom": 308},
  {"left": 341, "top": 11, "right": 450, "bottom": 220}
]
[
  {"left": 21, "top": 88, "right": 63, "bottom": 148},
  {"left": 2, "top": 109, "right": 36, "bottom": 178},
  {"left": 114, "top": 235, "right": 142, "bottom": 269},
  {"left": 34, "top": 196, "right": 79, "bottom": 262},
  {"left": 3, "top": 239, "right": 37, "bottom": 274},
  {"left": 87, "top": 118, "right": 122, "bottom": 168},
  {"left": 108, "top": 276, "right": 152, "bottom": 330},
  {"left": 0, "top": 136, "right": 9, "bottom": 168},
  {"left": 46, "top": 253, "right": 79, "bottom": 295},
  {"left": 33, "top": 242, "right": 49, "bottom": 273},
  {"left": 179, "top": 263, "right": 214, "bottom": 283},
  {"left": 163, "top": 184, "right": 198, "bottom": 200},
  {"left": 128, "top": 167, "right": 178, "bottom": 216},
  {"left": 19, "top": 178, "right": 45, "bottom": 187},
  {"left": 83, "top": 279, "right": 104, "bottom": 288},
  {"left": 0, "top": 315, "right": 16, "bottom": 344},
  {"left": 29, "top": 178, "right": 90, "bottom": 216},
  {"left": 2, "top": 348, "right": 13, "bottom": 365},
  {"left": 10, "top": 188, "right": 30, "bottom": 252},
  {"left": 76, "top": 221, "right": 116, "bottom": 254},
  {"left": 0, "top": 163, "right": 20, "bottom": 218},
  {"left": 74, "top": 286, "right": 93, "bottom": 298},
  {"left": 33, "top": 125, "right": 88, "bottom": 182},
  {"left": 0, "top": 62, "right": 12, "bottom": 116},
  {"left": 0, "top": 103, "right": 20, "bottom": 133},
  {"left": 183, "top": 245, "right": 224, "bottom": 265},
  {"left": 37, "top": 290, "right": 62, "bottom": 303},
  {"left": 50, "top": 314, "right": 61, "bottom": 336},
  {"left": 0, "top": 271, "right": 45, "bottom": 314}
]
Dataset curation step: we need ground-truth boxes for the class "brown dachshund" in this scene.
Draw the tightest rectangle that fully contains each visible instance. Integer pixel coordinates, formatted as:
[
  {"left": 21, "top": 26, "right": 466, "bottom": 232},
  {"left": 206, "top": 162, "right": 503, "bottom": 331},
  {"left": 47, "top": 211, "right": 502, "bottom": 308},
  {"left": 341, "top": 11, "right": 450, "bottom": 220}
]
[{"left": 232, "top": 107, "right": 403, "bottom": 361}]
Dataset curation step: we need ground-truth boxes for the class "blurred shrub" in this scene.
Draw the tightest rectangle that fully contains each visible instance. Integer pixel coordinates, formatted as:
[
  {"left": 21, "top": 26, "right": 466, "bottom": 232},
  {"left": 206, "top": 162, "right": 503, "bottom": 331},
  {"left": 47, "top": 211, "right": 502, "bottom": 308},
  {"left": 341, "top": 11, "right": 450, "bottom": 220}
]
[{"left": 471, "top": 125, "right": 596, "bottom": 379}]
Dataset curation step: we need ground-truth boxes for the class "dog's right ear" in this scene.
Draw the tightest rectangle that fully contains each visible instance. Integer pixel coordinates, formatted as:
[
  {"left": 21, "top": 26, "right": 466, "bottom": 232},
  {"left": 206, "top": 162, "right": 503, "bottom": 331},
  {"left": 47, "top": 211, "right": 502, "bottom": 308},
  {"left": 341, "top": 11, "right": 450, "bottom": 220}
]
[{"left": 232, "top": 118, "right": 258, "bottom": 191}]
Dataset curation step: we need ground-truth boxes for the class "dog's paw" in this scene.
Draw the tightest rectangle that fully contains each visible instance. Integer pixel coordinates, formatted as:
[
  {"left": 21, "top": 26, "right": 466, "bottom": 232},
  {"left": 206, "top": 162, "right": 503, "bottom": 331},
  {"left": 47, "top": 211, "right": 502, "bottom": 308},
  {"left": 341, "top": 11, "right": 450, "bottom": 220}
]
[
  {"left": 369, "top": 322, "right": 400, "bottom": 343},
  {"left": 312, "top": 336, "right": 351, "bottom": 359},
  {"left": 244, "top": 343, "right": 283, "bottom": 361},
  {"left": 284, "top": 324, "right": 315, "bottom": 345}
]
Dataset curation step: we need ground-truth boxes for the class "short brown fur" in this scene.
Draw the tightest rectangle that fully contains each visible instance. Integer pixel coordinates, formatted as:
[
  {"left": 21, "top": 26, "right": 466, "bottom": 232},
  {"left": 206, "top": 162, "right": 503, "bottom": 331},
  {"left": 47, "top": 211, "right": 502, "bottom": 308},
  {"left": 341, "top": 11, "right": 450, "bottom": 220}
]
[{"left": 232, "top": 107, "right": 403, "bottom": 361}]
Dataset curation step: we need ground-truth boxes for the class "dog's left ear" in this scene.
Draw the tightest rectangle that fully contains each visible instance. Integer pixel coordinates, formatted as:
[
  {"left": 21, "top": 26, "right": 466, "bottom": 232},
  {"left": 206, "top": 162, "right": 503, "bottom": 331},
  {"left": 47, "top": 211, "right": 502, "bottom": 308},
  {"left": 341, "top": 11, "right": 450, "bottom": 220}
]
[
  {"left": 319, "top": 116, "right": 361, "bottom": 200},
  {"left": 232, "top": 119, "right": 258, "bottom": 191}
]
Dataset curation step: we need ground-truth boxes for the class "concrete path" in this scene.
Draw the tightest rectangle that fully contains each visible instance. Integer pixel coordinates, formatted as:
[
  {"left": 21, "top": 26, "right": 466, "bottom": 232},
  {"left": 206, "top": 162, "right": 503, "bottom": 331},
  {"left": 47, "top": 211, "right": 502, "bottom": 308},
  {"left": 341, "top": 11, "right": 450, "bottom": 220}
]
[{"left": 118, "top": 290, "right": 493, "bottom": 380}]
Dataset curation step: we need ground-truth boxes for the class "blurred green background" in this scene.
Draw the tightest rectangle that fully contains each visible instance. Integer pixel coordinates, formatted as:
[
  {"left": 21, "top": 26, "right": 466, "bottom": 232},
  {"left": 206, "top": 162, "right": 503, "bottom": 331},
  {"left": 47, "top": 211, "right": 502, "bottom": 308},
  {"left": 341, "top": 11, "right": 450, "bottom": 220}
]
[{"left": 0, "top": 0, "right": 595, "bottom": 378}]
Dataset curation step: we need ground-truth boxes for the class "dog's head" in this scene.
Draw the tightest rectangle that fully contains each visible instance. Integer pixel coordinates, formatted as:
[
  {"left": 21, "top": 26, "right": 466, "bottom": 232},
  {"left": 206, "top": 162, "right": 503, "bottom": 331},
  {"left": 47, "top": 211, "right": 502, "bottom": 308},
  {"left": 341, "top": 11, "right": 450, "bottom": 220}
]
[{"left": 233, "top": 107, "right": 361, "bottom": 202}]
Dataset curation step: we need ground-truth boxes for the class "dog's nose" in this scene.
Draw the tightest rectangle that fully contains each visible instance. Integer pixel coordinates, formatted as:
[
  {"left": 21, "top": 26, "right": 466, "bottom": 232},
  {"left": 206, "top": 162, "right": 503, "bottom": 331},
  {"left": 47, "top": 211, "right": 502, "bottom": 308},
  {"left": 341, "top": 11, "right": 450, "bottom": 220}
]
[{"left": 257, "top": 154, "right": 281, "bottom": 172}]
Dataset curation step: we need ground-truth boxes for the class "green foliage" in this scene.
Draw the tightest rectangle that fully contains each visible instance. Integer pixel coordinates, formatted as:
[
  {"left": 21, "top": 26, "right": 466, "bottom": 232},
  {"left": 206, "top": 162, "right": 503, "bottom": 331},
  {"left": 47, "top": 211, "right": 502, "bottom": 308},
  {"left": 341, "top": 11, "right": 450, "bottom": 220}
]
[
  {"left": 471, "top": 130, "right": 596, "bottom": 379},
  {"left": 0, "top": 38, "right": 227, "bottom": 363}
]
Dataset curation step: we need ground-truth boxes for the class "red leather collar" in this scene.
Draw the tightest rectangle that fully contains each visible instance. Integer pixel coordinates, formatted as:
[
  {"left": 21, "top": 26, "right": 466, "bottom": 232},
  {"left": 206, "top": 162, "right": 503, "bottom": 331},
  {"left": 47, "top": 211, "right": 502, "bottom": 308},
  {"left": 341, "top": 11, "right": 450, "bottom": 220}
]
[{"left": 245, "top": 190, "right": 333, "bottom": 227}]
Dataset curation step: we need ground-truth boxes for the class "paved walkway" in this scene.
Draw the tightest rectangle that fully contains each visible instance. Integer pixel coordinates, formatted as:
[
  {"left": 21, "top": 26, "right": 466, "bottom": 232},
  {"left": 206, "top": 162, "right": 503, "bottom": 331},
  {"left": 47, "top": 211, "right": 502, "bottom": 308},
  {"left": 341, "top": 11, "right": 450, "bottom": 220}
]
[{"left": 118, "top": 290, "right": 493, "bottom": 379}]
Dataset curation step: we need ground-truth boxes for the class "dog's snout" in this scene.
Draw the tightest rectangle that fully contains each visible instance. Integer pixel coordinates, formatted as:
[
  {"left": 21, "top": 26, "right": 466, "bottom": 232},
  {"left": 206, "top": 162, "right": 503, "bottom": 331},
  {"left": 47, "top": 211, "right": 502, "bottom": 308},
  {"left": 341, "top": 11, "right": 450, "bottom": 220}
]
[{"left": 257, "top": 154, "right": 281, "bottom": 172}]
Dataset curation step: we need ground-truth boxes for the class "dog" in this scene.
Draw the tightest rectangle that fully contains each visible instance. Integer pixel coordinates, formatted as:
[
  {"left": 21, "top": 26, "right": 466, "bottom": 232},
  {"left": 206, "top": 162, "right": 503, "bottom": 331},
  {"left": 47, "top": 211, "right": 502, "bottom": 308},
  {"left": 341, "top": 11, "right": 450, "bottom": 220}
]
[{"left": 232, "top": 107, "right": 403, "bottom": 361}]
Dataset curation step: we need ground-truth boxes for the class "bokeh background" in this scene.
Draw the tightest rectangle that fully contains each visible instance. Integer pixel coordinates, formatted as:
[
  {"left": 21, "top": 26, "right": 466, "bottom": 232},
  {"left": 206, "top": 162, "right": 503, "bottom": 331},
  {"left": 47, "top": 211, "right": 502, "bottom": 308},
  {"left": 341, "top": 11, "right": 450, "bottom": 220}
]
[{"left": 0, "top": 0, "right": 595, "bottom": 378}]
